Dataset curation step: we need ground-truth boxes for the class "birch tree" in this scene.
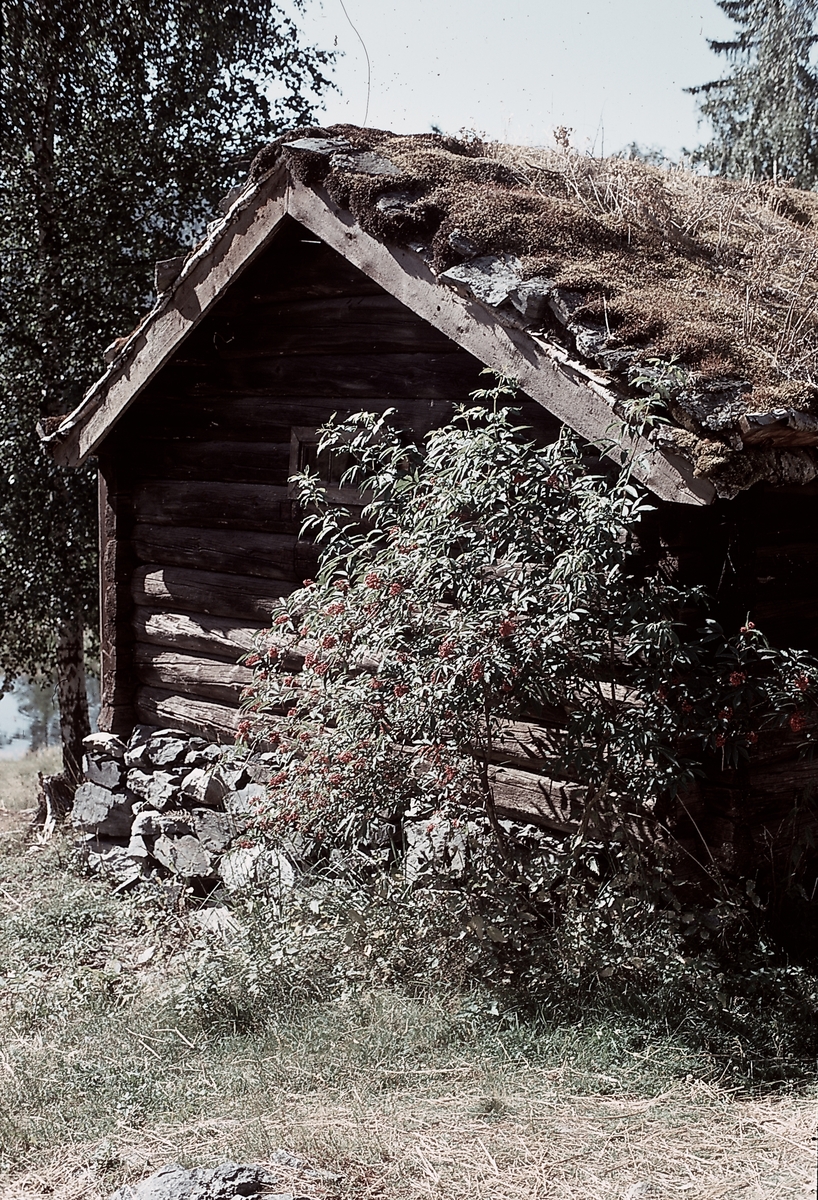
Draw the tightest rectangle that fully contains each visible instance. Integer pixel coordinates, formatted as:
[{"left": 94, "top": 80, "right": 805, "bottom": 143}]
[{"left": 0, "top": 0, "right": 332, "bottom": 780}]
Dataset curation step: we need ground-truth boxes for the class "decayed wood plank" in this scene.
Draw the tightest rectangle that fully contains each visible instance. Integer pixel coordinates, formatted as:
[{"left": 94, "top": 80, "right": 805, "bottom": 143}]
[
  {"left": 132, "top": 523, "right": 316, "bottom": 580},
  {"left": 134, "top": 608, "right": 264, "bottom": 661},
  {"left": 287, "top": 179, "right": 714, "bottom": 507},
  {"left": 50, "top": 167, "right": 290, "bottom": 467},
  {"left": 490, "top": 764, "right": 582, "bottom": 832},
  {"left": 223, "top": 321, "right": 456, "bottom": 357},
  {"left": 194, "top": 351, "right": 482, "bottom": 400},
  {"left": 97, "top": 438, "right": 137, "bottom": 735},
  {"left": 136, "top": 439, "right": 292, "bottom": 484},
  {"left": 249, "top": 293, "right": 431, "bottom": 325},
  {"left": 128, "top": 395, "right": 460, "bottom": 441},
  {"left": 134, "top": 645, "right": 252, "bottom": 704},
  {"left": 132, "top": 564, "right": 293, "bottom": 620},
  {"left": 739, "top": 409, "right": 818, "bottom": 447},
  {"left": 136, "top": 686, "right": 239, "bottom": 740},
  {"left": 134, "top": 481, "right": 300, "bottom": 533}
]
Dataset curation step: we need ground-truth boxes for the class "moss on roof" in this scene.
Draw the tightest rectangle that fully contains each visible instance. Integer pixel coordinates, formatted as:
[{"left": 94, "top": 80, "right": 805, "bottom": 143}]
[{"left": 250, "top": 124, "right": 818, "bottom": 497}]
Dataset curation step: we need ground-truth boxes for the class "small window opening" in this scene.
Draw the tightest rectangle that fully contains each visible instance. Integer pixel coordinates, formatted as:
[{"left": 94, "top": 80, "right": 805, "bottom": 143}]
[{"left": 289, "top": 426, "right": 359, "bottom": 505}]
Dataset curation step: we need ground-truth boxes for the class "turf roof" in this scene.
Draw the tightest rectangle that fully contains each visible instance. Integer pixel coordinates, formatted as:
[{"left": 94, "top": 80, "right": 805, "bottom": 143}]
[{"left": 262, "top": 124, "right": 818, "bottom": 497}]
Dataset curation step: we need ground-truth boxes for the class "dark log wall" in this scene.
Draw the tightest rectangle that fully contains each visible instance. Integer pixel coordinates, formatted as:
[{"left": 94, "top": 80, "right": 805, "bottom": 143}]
[
  {"left": 106, "top": 218, "right": 558, "bottom": 741},
  {"left": 98, "top": 218, "right": 817, "bottom": 883}
]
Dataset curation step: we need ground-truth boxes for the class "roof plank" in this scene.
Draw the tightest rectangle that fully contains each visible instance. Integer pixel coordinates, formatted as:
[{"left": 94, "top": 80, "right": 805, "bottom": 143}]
[{"left": 286, "top": 180, "right": 714, "bottom": 506}]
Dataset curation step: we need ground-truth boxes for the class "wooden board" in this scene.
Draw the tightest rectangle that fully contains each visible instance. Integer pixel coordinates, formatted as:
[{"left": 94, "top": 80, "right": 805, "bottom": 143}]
[
  {"left": 132, "top": 523, "right": 317, "bottom": 579},
  {"left": 134, "top": 607, "right": 264, "bottom": 661},
  {"left": 176, "top": 352, "right": 482, "bottom": 400},
  {"left": 133, "top": 645, "right": 251, "bottom": 704},
  {"left": 135, "top": 686, "right": 239, "bottom": 741},
  {"left": 136, "top": 439, "right": 292, "bottom": 483},
  {"left": 134, "top": 481, "right": 301, "bottom": 533},
  {"left": 132, "top": 564, "right": 294, "bottom": 620},
  {"left": 490, "top": 764, "right": 583, "bottom": 832},
  {"left": 97, "top": 439, "right": 137, "bottom": 735},
  {"left": 221, "top": 322, "right": 456, "bottom": 357},
  {"left": 123, "top": 394, "right": 460, "bottom": 442},
  {"left": 248, "top": 293, "right": 435, "bottom": 326}
]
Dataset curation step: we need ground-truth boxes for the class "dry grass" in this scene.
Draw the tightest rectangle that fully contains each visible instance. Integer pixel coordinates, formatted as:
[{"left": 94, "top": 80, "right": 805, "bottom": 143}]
[
  {"left": 0, "top": 806, "right": 814, "bottom": 1200},
  {"left": 2, "top": 1054, "right": 814, "bottom": 1200},
  {"left": 289, "top": 125, "right": 818, "bottom": 401},
  {"left": 0, "top": 749, "right": 60, "bottom": 827}
]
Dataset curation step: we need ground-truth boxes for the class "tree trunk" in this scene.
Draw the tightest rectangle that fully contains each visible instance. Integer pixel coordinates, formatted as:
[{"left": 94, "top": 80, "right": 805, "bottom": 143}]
[{"left": 56, "top": 614, "right": 90, "bottom": 782}]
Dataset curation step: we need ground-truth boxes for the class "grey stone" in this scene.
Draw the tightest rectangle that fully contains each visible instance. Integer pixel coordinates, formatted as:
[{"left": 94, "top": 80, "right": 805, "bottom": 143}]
[
  {"left": 508, "top": 275, "right": 555, "bottom": 322},
  {"left": 191, "top": 808, "right": 235, "bottom": 854},
  {"left": 183, "top": 739, "right": 219, "bottom": 767},
  {"left": 127, "top": 833, "right": 150, "bottom": 860},
  {"left": 83, "top": 732, "right": 126, "bottom": 760},
  {"left": 225, "top": 783, "right": 266, "bottom": 815},
  {"left": 242, "top": 759, "right": 271, "bottom": 785},
  {"left": 107, "top": 1160, "right": 286, "bottom": 1200},
  {"left": 188, "top": 906, "right": 243, "bottom": 940},
  {"left": 285, "top": 135, "right": 352, "bottom": 155},
  {"left": 219, "top": 844, "right": 294, "bottom": 894},
  {"left": 153, "top": 834, "right": 213, "bottom": 879},
  {"left": 72, "top": 783, "right": 134, "bottom": 838},
  {"left": 180, "top": 767, "right": 228, "bottom": 807},
  {"left": 86, "top": 839, "right": 145, "bottom": 887},
  {"left": 126, "top": 769, "right": 178, "bottom": 809},
  {"left": 375, "top": 190, "right": 418, "bottom": 216},
  {"left": 83, "top": 756, "right": 122, "bottom": 789},
  {"left": 331, "top": 150, "right": 401, "bottom": 177},
  {"left": 546, "top": 287, "right": 587, "bottom": 326},
  {"left": 572, "top": 324, "right": 610, "bottom": 361},
  {"left": 132, "top": 808, "right": 194, "bottom": 839},
  {"left": 596, "top": 346, "right": 636, "bottom": 374},
  {"left": 154, "top": 257, "right": 185, "bottom": 295},
  {"left": 439, "top": 254, "right": 523, "bottom": 308},
  {"left": 447, "top": 229, "right": 479, "bottom": 258},
  {"left": 404, "top": 817, "right": 467, "bottom": 882},
  {"left": 146, "top": 736, "right": 189, "bottom": 768},
  {"left": 214, "top": 762, "right": 249, "bottom": 792}
]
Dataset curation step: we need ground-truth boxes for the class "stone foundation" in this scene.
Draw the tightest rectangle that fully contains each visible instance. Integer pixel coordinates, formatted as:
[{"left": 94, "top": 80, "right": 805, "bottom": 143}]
[{"left": 73, "top": 725, "right": 287, "bottom": 891}]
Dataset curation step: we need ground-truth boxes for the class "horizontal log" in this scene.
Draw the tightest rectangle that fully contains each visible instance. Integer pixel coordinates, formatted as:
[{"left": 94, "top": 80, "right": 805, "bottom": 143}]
[
  {"left": 222, "top": 322, "right": 455, "bottom": 358},
  {"left": 133, "top": 565, "right": 294, "bottom": 620},
  {"left": 134, "top": 645, "right": 252, "bottom": 704},
  {"left": 134, "top": 481, "right": 302, "bottom": 534},
  {"left": 135, "top": 686, "right": 239, "bottom": 741},
  {"left": 739, "top": 409, "right": 818, "bottom": 447},
  {"left": 756, "top": 541, "right": 818, "bottom": 564},
  {"left": 134, "top": 608, "right": 264, "bottom": 661},
  {"left": 490, "top": 764, "right": 583, "bottom": 832},
  {"left": 133, "top": 523, "right": 318, "bottom": 579},
  {"left": 137, "top": 439, "right": 292, "bottom": 484},
  {"left": 249, "top": 294, "right": 427, "bottom": 326},
  {"left": 126, "top": 394, "right": 459, "bottom": 442},
  {"left": 160, "top": 352, "right": 483, "bottom": 401}
]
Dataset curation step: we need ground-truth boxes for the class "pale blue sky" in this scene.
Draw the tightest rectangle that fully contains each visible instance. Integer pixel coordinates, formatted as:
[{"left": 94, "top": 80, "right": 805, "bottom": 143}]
[{"left": 298, "top": 0, "right": 735, "bottom": 157}]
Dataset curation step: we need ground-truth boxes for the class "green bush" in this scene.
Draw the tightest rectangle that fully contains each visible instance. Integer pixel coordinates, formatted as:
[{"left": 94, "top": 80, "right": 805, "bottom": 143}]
[{"left": 236, "top": 382, "right": 817, "bottom": 1075}]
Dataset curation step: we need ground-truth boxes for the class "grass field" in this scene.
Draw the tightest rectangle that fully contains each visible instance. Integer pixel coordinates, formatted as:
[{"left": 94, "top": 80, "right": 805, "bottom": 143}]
[{"left": 0, "top": 756, "right": 814, "bottom": 1200}]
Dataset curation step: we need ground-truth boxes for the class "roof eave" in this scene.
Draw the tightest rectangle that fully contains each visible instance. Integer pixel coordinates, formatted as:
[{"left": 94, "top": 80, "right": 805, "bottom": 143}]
[{"left": 40, "top": 160, "right": 714, "bottom": 506}]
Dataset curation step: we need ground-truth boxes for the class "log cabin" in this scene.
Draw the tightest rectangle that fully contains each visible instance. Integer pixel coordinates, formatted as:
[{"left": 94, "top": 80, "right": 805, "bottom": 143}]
[{"left": 40, "top": 126, "right": 818, "bottom": 886}]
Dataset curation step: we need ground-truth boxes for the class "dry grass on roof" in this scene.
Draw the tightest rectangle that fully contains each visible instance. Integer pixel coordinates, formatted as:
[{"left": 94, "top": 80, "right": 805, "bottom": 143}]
[{"left": 286, "top": 125, "right": 818, "bottom": 401}]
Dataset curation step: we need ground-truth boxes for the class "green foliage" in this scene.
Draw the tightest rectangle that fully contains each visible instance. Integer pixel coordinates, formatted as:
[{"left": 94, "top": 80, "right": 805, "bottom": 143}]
[
  {"left": 236, "top": 384, "right": 818, "bottom": 1069},
  {"left": 0, "top": 0, "right": 333, "bottom": 685},
  {"left": 690, "top": 0, "right": 818, "bottom": 186}
]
